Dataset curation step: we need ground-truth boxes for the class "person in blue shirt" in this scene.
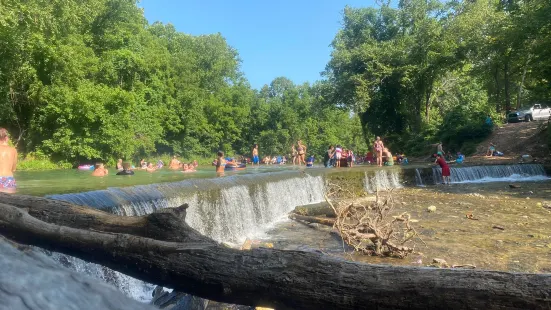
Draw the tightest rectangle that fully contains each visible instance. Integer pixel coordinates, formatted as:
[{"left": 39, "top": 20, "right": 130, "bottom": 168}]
[
  {"left": 456, "top": 152, "right": 465, "bottom": 164},
  {"left": 306, "top": 155, "right": 314, "bottom": 167}
]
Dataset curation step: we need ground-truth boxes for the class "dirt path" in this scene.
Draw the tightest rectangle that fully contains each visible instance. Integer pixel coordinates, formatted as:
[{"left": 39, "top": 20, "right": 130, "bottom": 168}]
[{"left": 475, "top": 122, "right": 549, "bottom": 158}]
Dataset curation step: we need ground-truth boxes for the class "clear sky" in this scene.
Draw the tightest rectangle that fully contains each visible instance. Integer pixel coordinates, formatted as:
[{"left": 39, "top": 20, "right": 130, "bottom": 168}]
[{"left": 139, "top": 0, "right": 375, "bottom": 90}]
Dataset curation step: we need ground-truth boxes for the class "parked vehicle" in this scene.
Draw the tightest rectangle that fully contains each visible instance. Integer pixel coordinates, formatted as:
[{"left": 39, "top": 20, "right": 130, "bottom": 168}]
[{"left": 508, "top": 104, "right": 551, "bottom": 122}]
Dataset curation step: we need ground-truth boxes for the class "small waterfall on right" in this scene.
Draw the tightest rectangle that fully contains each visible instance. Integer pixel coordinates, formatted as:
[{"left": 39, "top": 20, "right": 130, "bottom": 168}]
[
  {"left": 418, "top": 164, "right": 548, "bottom": 185},
  {"left": 364, "top": 170, "right": 403, "bottom": 193}
]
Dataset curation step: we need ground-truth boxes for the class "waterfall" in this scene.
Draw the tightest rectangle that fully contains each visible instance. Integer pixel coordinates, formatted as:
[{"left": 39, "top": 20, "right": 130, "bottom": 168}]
[
  {"left": 45, "top": 172, "right": 326, "bottom": 302},
  {"left": 364, "top": 170, "right": 403, "bottom": 193},
  {"left": 415, "top": 169, "right": 424, "bottom": 187},
  {"left": 415, "top": 164, "right": 548, "bottom": 185}
]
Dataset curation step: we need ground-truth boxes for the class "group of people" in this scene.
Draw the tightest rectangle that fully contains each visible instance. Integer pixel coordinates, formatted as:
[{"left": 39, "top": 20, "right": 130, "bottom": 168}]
[
  {"left": 249, "top": 141, "right": 309, "bottom": 167},
  {"left": 168, "top": 156, "right": 198, "bottom": 172},
  {"left": 90, "top": 156, "right": 199, "bottom": 177},
  {"left": 324, "top": 145, "right": 355, "bottom": 168},
  {"left": 370, "top": 137, "right": 399, "bottom": 167}
]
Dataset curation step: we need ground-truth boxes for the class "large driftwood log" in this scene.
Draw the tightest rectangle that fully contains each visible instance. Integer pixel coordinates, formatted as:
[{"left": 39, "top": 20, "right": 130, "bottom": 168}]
[{"left": 0, "top": 194, "right": 550, "bottom": 310}]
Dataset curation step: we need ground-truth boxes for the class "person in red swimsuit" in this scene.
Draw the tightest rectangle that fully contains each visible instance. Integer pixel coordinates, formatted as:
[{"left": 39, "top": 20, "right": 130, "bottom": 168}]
[{"left": 434, "top": 154, "right": 451, "bottom": 185}]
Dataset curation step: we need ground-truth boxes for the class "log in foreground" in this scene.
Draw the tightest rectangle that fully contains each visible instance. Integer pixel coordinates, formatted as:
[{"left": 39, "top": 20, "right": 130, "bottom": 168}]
[{"left": 0, "top": 196, "right": 550, "bottom": 309}]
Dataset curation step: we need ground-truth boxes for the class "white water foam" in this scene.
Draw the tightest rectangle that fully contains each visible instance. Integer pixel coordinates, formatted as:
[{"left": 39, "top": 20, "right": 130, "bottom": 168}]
[
  {"left": 364, "top": 170, "right": 403, "bottom": 193},
  {"left": 46, "top": 173, "right": 326, "bottom": 302},
  {"left": 452, "top": 174, "right": 550, "bottom": 184}
]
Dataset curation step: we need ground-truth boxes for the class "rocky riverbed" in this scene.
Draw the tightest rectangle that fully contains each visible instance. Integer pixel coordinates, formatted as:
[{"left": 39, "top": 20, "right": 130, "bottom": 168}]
[{"left": 265, "top": 182, "right": 551, "bottom": 273}]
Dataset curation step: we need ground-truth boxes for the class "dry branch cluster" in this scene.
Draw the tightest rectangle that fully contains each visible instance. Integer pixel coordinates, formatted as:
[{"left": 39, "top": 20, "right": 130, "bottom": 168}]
[{"left": 328, "top": 193, "right": 420, "bottom": 258}]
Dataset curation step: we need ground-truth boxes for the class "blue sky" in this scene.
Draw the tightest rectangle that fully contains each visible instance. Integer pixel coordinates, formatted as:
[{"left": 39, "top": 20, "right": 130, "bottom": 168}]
[{"left": 140, "top": 0, "right": 376, "bottom": 90}]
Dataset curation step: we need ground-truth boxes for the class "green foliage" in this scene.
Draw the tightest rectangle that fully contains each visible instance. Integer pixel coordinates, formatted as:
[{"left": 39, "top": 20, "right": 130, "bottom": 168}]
[
  {"left": 326, "top": 0, "right": 551, "bottom": 156},
  {"left": 0, "top": 0, "right": 364, "bottom": 165},
  {"left": 2, "top": 0, "right": 549, "bottom": 164}
]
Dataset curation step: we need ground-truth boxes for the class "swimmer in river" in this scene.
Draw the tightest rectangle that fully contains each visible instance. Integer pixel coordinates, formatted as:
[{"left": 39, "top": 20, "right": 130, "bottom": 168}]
[
  {"left": 116, "top": 162, "right": 135, "bottom": 176},
  {"left": 116, "top": 159, "right": 123, "bottom": 171},
  {"left": 146, "top": 162, "right": 157, "bottom": 173},
  {"left": 91, "top": 163, "right": 109, "bottom": 176},
  {"left": 169, "top": 155, "right": 180, "bottom": 170},
  {"left": 0, "top": 128, "right": 17, "bottom": 193}
]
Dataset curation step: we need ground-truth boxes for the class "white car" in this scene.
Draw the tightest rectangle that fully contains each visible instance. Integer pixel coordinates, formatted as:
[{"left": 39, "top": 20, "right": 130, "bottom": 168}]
[{"left": 508, "top": 104, "right": 551, "bottom": 122}]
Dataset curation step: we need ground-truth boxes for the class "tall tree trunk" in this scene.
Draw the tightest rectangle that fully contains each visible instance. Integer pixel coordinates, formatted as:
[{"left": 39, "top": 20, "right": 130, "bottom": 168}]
[
  {"left": 517, "top": 55, "right": 531, "bottom": 109},
  {"left": 425, "top": 89, "right": 431, "bottom": 122},
  {"left": 494, "top": 65, "right": 501, "bottom": 113},
  {"left": 0, "top": 194, "right": 550, "bottom": 309},
  {"left": 504, "top": 58, "right": 511, "bottom": 113}
]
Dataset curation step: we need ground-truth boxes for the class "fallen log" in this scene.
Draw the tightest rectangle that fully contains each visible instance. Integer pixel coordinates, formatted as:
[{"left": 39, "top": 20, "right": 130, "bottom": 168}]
[
  {"left": 0, "top": 196, "right": 550, "bottom": 309},
  {"left": 289, "top": 213, "right": 336, "bottom": 226},
  {"left": 293, "top": 202, "right": 336, "bottom": 217}
]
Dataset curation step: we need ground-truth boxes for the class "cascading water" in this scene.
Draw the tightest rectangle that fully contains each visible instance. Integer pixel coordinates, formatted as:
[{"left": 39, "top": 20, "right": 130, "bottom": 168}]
[
  {"left": 45, "top": 172, "right": 326, "bottom": 302},
  {"left": 363, "top": 170, "right": 403, "bottom": 193},
  {"left": 416, "top": 164, "right": 548, "bottom": 185}
]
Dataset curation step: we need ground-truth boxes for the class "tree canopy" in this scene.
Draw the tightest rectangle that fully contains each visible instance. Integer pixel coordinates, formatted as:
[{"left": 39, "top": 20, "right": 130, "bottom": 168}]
[
  {"left": 1, "top": 0, "right": 550, "bottom": 164},
  {"left": 0, "top": 0, "right": 365, "bottom": 164}
]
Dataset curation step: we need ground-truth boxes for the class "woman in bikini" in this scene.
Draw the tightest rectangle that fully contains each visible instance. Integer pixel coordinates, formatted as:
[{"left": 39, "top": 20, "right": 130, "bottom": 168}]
[
  {"left": 215, "top": 151, "right": 226, "bottom": 176},
  {"left": 297, "top": 140, "right": 307, "bottom": 166},
  {"left": 374, "top": 136, "right": 384, "bottom": 167},
  {"left": 291, "top": 145, "right": 298, "bottom": 165}
]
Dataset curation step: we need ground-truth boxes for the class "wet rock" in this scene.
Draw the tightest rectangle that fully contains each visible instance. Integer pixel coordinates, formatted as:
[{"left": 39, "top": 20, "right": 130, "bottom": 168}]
[
  {"left": 431, "top": 258, "right": 449, "bottom": 268},
  {"left": 528, "top": 234, "right": 550, "bottom": 239},
  {"left": 509, "top": 184, "right": 521, "bottom": 189},
  {"left": 427, "top": 206, "right": 437, "bottom": 212},
  {"left": 0, "top": 237, "right": 155, "bottom": 310}
]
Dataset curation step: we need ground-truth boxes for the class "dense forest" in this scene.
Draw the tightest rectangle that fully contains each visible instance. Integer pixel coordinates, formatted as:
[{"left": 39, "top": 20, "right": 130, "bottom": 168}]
[{"left": 0, "top": 0, "right": 549, "bottom": 166}]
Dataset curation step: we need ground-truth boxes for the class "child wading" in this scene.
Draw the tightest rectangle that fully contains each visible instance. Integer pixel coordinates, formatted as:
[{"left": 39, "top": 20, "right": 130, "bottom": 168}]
[{"left": 434, "top": 154, "right": 451, "bottom": 185}]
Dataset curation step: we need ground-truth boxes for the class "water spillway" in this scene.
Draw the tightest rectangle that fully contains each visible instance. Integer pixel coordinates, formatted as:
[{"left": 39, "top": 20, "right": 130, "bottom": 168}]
[
  {"left": 37, "top": 164, "right": 549, "bottom": 303},
  {"left": 364, "top": 170, "right": 403, "bottom": 192},
  {"left": 45, "top": 171, "right": 325, "bottom": 302},
  {"left": 414, "top": 164, "right": 548, "bottom": 185},
  {"left": 48, "top": 172, "right": 325, "bottom": 243}
]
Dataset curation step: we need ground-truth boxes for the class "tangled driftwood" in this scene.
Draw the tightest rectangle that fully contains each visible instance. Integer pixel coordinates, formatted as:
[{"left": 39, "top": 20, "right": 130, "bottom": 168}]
[
  {"left": 327, "top": 191, "right": 421, "bottom": 258},
  {"left": 290, "top": 190, "right": 423, "bottom": 258}
]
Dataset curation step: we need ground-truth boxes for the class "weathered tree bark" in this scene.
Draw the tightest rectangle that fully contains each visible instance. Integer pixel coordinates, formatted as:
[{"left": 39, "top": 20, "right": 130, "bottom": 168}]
[
  {"left": 0, "top": 194, "right": 551, "bottom": 310},
  {"left": 293, "top": 202, "right": 336, "bottom": 217},
  {"left": 289, "top": 213, "right": 336, "bottom": 226}
]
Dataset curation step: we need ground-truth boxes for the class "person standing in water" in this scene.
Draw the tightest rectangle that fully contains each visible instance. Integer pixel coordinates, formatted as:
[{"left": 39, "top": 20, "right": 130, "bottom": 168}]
[
  {"left": 291, "top": 145, "right": 298, "bottom": 165},
  {"left": 434, "top": 154, "right": 451, "bottom": 185},
  {"left": 216, "top": 151, "right": 226, "bottom": 175},
  {"left": 252, "top": 144, "right": 259, "bottom": 166},
  {"left": 297, "top": 140, "right": 307, "bottom": 166},
  {"left": 91, "top": 163, "right": 109, "bottom": 176},
  {"left": 116, "top": 162, "right": 134, "bottom": 175},
  {"left": 436, "top": 142, "right": 444, "bottom": 156},
  {"left": 334, "top": 145, "right": 343, "bottom": 168},
  {"left": 0, "top": 128, "right": 17, "bottom": 193},
  {"left": 374, "top": 137, "right": 384, "bottom": 167},
  {"left": 116, "top": 159, "right": 123, "bottom": 171}
]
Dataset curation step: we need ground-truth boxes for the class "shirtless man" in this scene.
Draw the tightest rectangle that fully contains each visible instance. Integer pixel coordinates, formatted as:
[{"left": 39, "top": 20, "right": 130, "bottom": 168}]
[
  {"left": 252, "top": 144, "right": 259, "bottom": 166},
  {"left": 91, "top": 163, "right": 109, "bottom": 176},
  {"left": 0, "top": 128, "right": 17, "bottom": 193},
  {"left": 169, "top": 155, "right": 180, "bottom": 170}
]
